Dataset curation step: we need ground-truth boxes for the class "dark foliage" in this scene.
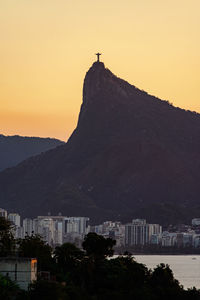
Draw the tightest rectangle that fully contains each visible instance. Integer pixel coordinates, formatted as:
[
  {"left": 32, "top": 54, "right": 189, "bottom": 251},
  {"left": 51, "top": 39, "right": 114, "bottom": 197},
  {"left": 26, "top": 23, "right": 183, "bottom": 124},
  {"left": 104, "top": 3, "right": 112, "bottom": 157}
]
[
  {"left": 40, "top": 234, "right": 200, "bottom": 299},
  {"left": 54, "top": 242, "right": 84, "bottom": 282},
  {"left": 148, "top": 263, "right": 183, "bottom": 300},
  {"left": 28, "top": 280, "right": 67, "bottom": 300},
  {"left": 18, "top": 234, "right": 53, "bottom": 271},
  {"left": 1, "top": 233, "right": 200, "bottom": 299},
  {"left": 82, "top": 232, "right": 116, "bottom": 260},
  {"left": 0, "top": 273, "right": 21, "bottom": 300},
  {"left": 0, "top": 216, "right": 15, "bottom": 256}
]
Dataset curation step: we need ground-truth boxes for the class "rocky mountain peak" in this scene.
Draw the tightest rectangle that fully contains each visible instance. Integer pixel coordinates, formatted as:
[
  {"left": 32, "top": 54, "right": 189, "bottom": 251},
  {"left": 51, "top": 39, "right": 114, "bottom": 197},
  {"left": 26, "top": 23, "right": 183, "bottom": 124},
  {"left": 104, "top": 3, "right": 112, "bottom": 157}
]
[{"left": 83, "top": 61, "right": 133, "bottom": 105}]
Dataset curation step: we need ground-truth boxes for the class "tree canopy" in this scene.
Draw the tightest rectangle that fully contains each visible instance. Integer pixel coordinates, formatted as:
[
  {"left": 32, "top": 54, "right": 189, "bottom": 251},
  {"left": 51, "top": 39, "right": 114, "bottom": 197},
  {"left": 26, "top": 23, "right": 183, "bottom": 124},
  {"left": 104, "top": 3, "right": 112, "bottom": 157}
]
[
  {"left": 18, "top": 234, "right": 53, "bottom": 271},
  {"left": 82, "top": 232, "right": 116, "bottom": 260},
  {"left": 0, "top": 216, "right": 15, "bottom": 256}
]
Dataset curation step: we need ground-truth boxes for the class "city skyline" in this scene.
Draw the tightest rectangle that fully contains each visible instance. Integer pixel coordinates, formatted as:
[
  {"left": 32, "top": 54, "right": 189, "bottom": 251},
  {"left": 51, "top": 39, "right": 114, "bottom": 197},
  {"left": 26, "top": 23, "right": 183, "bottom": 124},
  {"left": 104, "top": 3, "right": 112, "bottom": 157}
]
[{"left": 2, "top": 207, "right": 200, "bottom": 251}]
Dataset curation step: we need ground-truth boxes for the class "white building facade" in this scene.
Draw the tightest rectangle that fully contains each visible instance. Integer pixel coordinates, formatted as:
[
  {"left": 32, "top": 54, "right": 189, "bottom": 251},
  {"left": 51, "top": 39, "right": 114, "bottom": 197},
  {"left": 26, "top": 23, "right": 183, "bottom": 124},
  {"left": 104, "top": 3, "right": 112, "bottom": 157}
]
[{"left": 125, "top": 219, "right": 162, "bottom": 246}]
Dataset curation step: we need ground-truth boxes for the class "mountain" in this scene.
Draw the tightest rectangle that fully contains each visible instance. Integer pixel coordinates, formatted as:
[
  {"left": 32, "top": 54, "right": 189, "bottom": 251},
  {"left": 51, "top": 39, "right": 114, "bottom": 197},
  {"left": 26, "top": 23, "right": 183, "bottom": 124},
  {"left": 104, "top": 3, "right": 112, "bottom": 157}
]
[
  {"left": 0, "top": 61, "right": 200, "bottom": 225},
  {"left": 0, "top": 135, "right": 64, "bottom": 171}
]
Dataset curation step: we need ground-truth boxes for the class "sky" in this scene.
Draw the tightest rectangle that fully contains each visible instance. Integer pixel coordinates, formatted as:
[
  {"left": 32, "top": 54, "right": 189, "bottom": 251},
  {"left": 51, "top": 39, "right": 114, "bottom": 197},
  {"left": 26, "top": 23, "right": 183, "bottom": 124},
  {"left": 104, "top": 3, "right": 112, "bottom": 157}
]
[{"left": 1, "top": 0, "right": 200, "bottom": 141}]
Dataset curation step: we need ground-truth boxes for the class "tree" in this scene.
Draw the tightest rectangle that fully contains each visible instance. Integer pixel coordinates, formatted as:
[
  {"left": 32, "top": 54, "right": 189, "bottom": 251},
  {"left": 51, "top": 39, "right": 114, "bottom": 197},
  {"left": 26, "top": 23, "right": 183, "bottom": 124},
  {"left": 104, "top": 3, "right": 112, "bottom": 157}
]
[
  {"left": 0, "top": 273, "right": 27, "bottom": 300},
  {"left": 86, "top": 254, "right": 150, "bottom": 299},
  {"left": 54, "top": 242, "right": 84, "bottom": 271},
  {"left": 150, "top": 263, "right": 180, "bottom": 287},
  {"left": 18, "top": 234, "right": 53, "bottom": 271},
  {"left": 185, "top": 287, "right": 200, "bottom": 300},
  {"left": 79, "top": 233, "right": 116, "bottom": 295},
  {"left": 149, "top": 263, "right": 183, "bottom": 299},
  {"left": 28, "top": 280, "right": 67, "bottom": 300},
  {"left": 54, "top": 242, "right": 84, "bottom": 282},
  {"left": 82, "top": 233, "right": 116, "bottom": 261},
  {"left": 0, "top": 217, "right": 15, "bottom": 256}
]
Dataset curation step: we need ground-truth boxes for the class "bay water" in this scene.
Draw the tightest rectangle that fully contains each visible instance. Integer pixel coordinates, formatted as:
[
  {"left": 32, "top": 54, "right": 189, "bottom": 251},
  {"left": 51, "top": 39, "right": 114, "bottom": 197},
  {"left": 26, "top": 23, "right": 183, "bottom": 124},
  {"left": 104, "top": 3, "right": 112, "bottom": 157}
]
[{"left": 134, "top": 255, "right": 200, "bottom": 289}]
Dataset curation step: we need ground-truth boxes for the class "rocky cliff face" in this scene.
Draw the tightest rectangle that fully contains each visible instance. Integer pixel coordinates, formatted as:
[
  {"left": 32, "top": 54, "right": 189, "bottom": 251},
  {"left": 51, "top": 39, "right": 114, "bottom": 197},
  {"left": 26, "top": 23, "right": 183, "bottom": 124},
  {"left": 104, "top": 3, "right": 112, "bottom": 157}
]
[{"left": 0, "top": 61, "right": 200, "bottom": 225}]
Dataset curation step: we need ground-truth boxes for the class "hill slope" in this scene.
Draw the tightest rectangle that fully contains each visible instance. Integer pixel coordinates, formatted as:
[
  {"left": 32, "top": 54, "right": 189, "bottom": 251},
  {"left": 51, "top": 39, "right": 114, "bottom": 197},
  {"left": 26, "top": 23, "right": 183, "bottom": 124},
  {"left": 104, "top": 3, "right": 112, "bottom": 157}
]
[
  {"left": 0, "top": 61, "right": 200, "bottom": 225},
  {"left": 0, "top": 135, "right": 64, "bottom": 171}
]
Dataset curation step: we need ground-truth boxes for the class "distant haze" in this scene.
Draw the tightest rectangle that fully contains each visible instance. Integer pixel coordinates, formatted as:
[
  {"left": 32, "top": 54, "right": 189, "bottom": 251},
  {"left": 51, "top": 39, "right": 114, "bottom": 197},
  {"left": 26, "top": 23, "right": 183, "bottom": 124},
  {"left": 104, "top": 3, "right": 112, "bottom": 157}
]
[
  {"left": 0, "top": 134, "right": 64, "bottom": 171},
  {"left": 1, "top": 0, "right": 200, "bottom": 140}
]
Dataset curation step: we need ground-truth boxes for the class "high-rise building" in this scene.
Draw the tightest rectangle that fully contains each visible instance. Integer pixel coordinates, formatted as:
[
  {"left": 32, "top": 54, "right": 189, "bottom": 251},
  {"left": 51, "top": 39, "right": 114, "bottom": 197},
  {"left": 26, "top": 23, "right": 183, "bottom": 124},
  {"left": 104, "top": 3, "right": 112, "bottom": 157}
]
[
  {"left": 23, "top": 218, "right": 34, "bottom": 237},
  {"left": 34, "top": 218, "right": 54, "bottom": 245},
  {"left": 8, "top": 213, "right": 20, "bottom": 227},
  {"left": 63, "top": 217, "right": 90, "bottom": 235},
  {"left": 22, "top": 215, "right": 90, "bottom": 246},
  {"left": 132, "top": 219, "right": 146, "bottom": 226},
  {"left": 125, "top": 223, "right": 149, "bottom": 246},
  {"left": 8, "top": 213, "right": 22, "bottom": 239},
  {"left": 193, "top": 234, "right": 200, "bottom": 247},
  {"left": 161, "top": 232, "right": 177, "bottom": 247},
  {"left": 0, "top": 208, "right": 7, "bottom": 219},
  {"left": 125, "top": 219, "right": 162, "bottom": 246},
  {"left": 54, "top": 221, "right": 63, "bottom": 245},
  {"left": 192, "top": 218, "right": 200, "bottom": 226}
]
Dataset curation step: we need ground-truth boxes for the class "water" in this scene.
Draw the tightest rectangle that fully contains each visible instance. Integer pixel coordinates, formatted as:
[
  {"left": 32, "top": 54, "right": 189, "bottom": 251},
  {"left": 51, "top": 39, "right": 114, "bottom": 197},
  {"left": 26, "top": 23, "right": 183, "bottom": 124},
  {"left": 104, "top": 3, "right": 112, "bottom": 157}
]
[{"left": 134, "top": 255, "right": 200, "bottom": 289}]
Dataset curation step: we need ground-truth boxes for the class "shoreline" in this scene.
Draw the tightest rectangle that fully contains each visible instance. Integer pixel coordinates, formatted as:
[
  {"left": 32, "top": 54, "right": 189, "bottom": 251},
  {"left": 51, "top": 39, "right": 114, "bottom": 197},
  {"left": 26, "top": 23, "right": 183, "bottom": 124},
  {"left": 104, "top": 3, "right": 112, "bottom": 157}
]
[{"left": 114, "top": 252, "right": 200, "bottom": 256}]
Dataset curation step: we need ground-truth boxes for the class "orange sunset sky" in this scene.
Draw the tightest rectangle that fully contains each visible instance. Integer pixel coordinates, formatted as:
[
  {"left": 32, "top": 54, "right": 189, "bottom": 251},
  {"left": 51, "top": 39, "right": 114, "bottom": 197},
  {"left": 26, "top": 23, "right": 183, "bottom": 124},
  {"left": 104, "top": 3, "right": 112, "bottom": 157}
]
[{"left": 1, "top": 0, "right": 200, "bottom": 141}]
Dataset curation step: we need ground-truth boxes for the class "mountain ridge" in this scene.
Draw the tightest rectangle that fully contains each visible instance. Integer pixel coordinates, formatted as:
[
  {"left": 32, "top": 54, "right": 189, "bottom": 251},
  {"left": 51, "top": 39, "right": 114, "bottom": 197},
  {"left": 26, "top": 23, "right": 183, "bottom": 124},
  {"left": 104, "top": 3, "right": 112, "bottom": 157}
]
[
  {"left": 0, "top": 61, "right": 200, "bottom": 225},
  {"left": 0, "top": 134, "right": 64, "bottom": 171}
]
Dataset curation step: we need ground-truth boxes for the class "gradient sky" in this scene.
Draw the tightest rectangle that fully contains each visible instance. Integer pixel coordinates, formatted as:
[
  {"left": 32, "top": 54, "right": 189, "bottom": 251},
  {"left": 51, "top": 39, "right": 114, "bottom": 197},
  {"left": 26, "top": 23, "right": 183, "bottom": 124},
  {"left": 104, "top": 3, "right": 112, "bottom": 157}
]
[{"left": 1, "top": 0, "right": 200, "bottom": 141}]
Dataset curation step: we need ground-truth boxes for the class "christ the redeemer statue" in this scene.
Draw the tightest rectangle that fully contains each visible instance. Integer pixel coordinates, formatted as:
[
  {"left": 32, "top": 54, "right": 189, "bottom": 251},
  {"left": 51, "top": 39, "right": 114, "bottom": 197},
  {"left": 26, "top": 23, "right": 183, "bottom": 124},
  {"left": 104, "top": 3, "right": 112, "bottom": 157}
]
[{"left": 95, "top": 53, "right": 102, "bottom": 62}]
